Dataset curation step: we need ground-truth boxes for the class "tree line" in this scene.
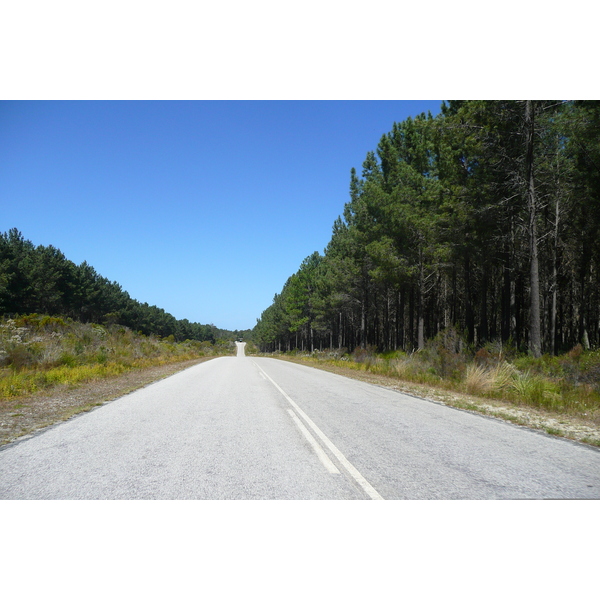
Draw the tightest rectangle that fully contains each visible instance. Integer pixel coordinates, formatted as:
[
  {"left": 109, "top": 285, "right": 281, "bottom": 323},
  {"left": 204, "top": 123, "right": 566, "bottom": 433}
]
[
  {"left": 254, "top": 101, "right": 600, "bottom": 357},
  {"left": 0, "top": 229, "right": 224, "bottom": 342}
]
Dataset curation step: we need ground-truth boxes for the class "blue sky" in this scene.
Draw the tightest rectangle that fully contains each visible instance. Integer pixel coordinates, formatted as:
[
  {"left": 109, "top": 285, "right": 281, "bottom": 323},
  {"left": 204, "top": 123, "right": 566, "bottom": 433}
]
[{"left": 0, "top": 101, "right": 443, "bottom": 331}]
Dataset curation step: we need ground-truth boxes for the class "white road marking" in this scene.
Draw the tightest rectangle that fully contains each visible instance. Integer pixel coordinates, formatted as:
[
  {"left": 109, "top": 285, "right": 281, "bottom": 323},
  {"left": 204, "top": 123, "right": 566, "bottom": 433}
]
[
  {"left": 252, "top": 360, "right": 384, "bottom": 500},
  {"left": 287, "top": 409, "right": 340, "bottom": 474}
]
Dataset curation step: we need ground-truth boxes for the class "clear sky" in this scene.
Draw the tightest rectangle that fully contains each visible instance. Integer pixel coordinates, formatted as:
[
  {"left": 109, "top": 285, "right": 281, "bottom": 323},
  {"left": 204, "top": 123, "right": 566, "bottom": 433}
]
[{"left": 0, "top": 100, "right": 442, "bottom": 331}]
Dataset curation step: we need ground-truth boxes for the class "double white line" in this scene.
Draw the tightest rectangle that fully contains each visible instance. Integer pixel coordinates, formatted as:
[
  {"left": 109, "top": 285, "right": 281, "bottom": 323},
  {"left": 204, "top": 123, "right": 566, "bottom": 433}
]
[{"left": 252, "top": 360, "right": 384, "bottom": 501}]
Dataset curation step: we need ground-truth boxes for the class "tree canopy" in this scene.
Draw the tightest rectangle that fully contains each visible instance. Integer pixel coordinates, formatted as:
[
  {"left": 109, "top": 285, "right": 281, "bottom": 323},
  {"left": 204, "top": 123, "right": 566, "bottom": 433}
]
[{"left": 254, "top": 101, "right": 600, "bottom": 356}]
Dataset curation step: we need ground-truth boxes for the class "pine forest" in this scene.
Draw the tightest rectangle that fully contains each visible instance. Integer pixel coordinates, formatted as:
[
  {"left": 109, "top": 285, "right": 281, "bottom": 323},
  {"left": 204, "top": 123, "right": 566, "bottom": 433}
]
[{"left": 253, "top": 101, "right": 600, "bottom": 358}]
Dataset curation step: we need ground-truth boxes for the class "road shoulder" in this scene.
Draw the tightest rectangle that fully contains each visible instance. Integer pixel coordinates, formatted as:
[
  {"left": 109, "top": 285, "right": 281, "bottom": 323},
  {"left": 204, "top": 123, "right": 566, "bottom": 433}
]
[
  {"left": 275, "top": 356, "right": 600, "bottom": 448},
  {"left": 0, "top": 358, "right": 213, "bottom": 446}
]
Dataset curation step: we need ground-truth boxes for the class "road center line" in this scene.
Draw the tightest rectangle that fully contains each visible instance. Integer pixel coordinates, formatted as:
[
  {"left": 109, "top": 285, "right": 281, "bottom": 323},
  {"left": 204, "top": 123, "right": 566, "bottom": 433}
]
[
  {"left": 287, "top": 409, "right": 340, "bottom": 474},
  {"left": 252, "top": 360, "right": 384, "bottom": 500}
]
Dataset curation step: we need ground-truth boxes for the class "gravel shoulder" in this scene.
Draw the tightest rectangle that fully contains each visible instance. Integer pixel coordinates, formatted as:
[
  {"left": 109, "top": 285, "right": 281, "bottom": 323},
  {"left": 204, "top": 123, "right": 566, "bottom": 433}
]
[
  {"left": 0, "top": 358, "right": 213, "bottom": 446},
  {"left": 277, "top": 356, "right": 600, "bottom": 448}
]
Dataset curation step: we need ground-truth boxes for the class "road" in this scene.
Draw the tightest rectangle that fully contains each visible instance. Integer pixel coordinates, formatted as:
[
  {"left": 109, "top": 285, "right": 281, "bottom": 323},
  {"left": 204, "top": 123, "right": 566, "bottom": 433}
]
[{"left": 1, "top": 342, "right": 599, "bottom": 499}]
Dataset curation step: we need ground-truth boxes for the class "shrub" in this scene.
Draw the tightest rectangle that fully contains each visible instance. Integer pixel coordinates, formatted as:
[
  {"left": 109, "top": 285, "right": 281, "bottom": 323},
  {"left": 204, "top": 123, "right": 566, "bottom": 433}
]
[
  {"left": 243, "top": 341, "right": 260, "bottom": 355},
  {"left": 420, "top": 327, "right": 470, "bottom": 380},
  {"left": 474, "top": 348, "right": 491, "bottom": 365},
  {"left": 568, "top": 344, "right": 584, "bottom": 361},
  {"left": 352, "top": 345, "right": 378, "bottom": 364},
  {"left": 59, "top": 353, "right": 77, "bottom": 367}
]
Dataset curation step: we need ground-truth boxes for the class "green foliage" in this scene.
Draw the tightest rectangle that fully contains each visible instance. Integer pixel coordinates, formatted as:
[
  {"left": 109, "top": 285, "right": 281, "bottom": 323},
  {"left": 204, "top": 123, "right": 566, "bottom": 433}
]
[{"left": 243, "top": 341, "right": 260, "bottom": 355}]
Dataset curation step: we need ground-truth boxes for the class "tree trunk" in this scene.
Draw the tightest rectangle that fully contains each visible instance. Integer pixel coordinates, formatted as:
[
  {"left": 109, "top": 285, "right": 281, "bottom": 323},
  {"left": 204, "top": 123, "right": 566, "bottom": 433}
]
[
  {"left": 409, "top": 285, "right": 415, "bottom": 351},
  {"left": 525, "top": 100, "right": 542, "bottom": 358},
  {"left": 465, "top": 254, "right": 475, "bottom": 344},
  {"left": 417, "top": 258, "right": 425, "bottom": 350},
  {"left": 360, "top": 275, "right": 368, "bottom": 349},
  {"left": 394, "top": 292, "right": 400, "bottom": 350},
  {"left": 580, "top": 264, "right": 590, "bottom": 350},
  {"left": 480, "top": 269, "right": 489, "bottom": 344},
  {"left": 550, "top": 188, "right": 560, "bottom": 355},
  {"left": 501, "top": 243, "right": 511, "bottom": 342}
]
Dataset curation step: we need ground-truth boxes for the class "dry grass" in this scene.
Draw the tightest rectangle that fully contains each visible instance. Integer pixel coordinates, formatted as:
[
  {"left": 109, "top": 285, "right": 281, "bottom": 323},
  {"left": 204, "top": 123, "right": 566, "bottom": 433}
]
[{"left": 463, "top": 362, "right": 517, "bottom": 396}]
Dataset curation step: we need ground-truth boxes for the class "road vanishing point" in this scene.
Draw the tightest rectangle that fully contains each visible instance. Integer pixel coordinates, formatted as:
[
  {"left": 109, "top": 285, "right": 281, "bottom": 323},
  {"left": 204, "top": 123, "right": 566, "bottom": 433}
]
[{"left": 1, "top": 342, "right": 599, "bottom": 500}]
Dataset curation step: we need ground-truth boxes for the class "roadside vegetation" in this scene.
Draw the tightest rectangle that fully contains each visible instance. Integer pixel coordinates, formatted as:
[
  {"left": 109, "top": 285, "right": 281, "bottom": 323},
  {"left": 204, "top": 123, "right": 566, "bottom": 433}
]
[
  {"left": 0, "top": 314, "right": 234, "bottom": 401},
  {"left": 242, "top": 340, "right": 260, "bottom": 355},
  {"left": 262, "top": 328, "right": 600, "bottom": 445}
]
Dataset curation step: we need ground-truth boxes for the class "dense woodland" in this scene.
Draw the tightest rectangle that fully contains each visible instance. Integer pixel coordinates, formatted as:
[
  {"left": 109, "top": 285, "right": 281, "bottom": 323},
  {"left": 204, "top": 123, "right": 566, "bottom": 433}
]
[
  {"left": 254, "top": 101, "right": 600, "bottom": 357},
  {"left": 0, "top": 229, "right": 245, "bottom": 342}
]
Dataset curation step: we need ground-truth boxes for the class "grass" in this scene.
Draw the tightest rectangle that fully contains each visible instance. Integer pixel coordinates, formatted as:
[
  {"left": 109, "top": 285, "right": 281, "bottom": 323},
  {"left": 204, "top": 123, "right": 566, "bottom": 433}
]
[
  {"left": 545, "top": 426, "right": 562, "bottom": 436},
  {"left": 0, "top": 314, "right": 235, "bottom": 401},
  {"left": 581, "top": 437, "right": 600, "bottom": 447},
  {"left": 463, "top": 362, "right": 517, "bottom": 396}
]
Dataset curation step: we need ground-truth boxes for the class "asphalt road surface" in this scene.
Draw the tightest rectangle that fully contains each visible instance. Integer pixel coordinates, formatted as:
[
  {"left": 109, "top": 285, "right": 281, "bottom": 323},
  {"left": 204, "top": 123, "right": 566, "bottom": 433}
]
[{"left": 1, "top": 342, "right": 599, "bottom": 499}]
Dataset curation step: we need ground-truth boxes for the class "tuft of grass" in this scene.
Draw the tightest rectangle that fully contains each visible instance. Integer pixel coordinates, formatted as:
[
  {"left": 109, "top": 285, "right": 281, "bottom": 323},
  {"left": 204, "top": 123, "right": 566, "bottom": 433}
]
[
  {"left": 508, "top": 371, "right": 562, "bottom": 410},
  {"left": 464, "top": 364, "right": 494, "bottom": 396},
  {"left": 581, "top": 436, "right": 600, "bottom": 447},
  {"left": 394, "top": 357, "right": 418, "bottom": 379},
  {"left": 462, "top": 361, "right": 517, "bottom": 397}
]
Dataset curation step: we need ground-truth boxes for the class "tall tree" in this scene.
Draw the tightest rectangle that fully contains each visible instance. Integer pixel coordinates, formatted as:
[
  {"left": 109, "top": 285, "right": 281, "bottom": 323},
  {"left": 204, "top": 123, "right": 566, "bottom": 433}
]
[{"left": 525, "top": 100, "right": 542, "bottom": 357}]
